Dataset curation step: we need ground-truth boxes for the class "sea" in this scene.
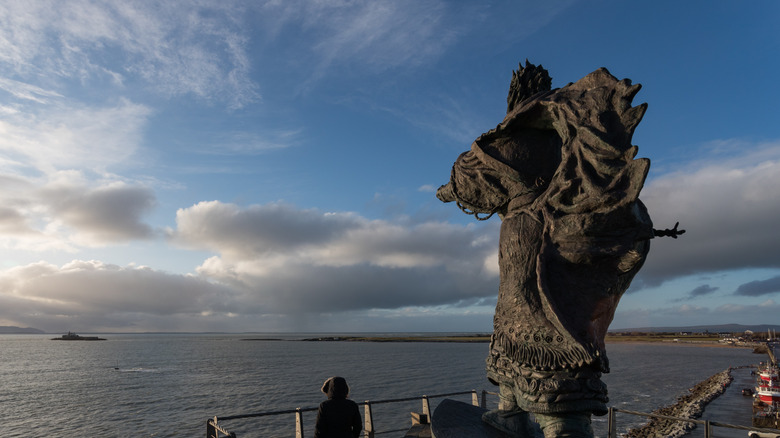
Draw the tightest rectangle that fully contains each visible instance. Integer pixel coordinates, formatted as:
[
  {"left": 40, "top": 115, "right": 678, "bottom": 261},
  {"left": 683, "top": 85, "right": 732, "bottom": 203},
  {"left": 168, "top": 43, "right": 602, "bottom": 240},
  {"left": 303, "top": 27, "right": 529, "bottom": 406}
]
[{"left": 0, "top": 333, "right": 766, "bottom": 438}]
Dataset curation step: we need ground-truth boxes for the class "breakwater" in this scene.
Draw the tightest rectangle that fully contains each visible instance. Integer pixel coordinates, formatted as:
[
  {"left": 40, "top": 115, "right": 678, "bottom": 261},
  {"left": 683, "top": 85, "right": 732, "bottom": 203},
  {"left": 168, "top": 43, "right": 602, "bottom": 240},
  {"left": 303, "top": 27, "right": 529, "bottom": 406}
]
[{"left": 624, "top": 368, "right": 736, "bottom": 437}]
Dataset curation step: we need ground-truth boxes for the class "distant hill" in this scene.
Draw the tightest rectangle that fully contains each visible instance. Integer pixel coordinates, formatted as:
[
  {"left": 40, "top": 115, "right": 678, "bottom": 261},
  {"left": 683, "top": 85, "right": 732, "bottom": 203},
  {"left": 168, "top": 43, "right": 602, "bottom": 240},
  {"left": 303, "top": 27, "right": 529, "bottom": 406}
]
[
  {"left": 610, "top": 324, "right": 780, "bottom": 334},
  {"left": 0, "top": 326, "right": 45, "bottom": 334}
]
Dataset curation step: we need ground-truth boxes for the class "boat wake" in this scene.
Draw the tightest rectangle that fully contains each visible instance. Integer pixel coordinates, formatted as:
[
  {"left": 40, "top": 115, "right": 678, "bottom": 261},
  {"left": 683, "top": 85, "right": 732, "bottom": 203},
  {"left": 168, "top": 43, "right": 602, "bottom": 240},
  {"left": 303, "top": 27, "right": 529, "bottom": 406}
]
[{"left": 115, "top": 367, "right": 162, "bottom": 373}]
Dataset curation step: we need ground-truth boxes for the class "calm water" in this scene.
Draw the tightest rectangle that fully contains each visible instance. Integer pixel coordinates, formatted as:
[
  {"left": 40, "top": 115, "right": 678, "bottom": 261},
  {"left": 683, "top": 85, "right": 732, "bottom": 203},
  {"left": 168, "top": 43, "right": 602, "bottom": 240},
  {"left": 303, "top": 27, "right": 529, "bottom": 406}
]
[{"left": 0, "top": 334, "right": 761, "bottom": 437}]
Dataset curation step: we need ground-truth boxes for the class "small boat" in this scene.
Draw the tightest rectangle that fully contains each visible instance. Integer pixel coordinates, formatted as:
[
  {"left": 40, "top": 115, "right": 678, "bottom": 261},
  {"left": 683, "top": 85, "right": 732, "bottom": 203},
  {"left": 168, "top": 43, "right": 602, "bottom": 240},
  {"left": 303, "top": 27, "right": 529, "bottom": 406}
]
[{"left": 51, "top": 331, "right": 106, "bottom": 341}]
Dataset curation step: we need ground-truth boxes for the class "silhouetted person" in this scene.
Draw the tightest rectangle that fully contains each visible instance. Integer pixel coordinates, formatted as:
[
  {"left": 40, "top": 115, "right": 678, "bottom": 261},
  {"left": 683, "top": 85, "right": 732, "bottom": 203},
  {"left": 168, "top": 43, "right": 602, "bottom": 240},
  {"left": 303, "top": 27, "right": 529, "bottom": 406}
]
[{"left": 314, "top": 376, "right": 362, "bottom": 438}]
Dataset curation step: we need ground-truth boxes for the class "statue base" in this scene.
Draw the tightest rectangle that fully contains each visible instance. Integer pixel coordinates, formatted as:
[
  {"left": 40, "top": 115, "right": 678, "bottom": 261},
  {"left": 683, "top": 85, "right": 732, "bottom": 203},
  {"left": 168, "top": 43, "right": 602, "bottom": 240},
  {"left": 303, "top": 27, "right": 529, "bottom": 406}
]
[{"left": 431, "top": 399, "right": 542, "bottom": 438}]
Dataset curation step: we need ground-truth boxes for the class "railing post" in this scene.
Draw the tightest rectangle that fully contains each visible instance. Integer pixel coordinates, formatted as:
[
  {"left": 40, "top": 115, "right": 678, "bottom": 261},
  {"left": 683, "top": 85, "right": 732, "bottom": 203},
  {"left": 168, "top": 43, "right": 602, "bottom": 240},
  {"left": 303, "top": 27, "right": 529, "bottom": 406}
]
[
  {"left": 207, "top": 416, "right": 235, "bottom": 438},
  {"left": 607, "top": 407, "right": 615, "bottom": 438},
  {"left": 364, "top": 401, "right": 375, "bottom": 438},
  {"left": 481, "top": 390, "right": 487, "bottom": 408},
  {"left": 471, "top": 390, "right": 479, "bottom": 407},
  {"left": 421, "top": 395, "right": 431, "bottom": 420},
  {"left": 704, "top": 420, "right": 711, "bottom": 438},
  {"left": 207, "top": 417, "right": 217, "bottom": 438},
  {"left": 295, "top": 408, "right": 304, "bottom": 438}
]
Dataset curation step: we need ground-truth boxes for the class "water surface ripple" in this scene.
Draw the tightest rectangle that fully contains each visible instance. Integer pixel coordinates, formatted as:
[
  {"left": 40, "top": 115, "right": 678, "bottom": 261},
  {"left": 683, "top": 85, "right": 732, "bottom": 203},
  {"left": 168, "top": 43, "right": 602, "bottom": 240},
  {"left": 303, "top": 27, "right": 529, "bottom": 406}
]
[{"left": 0, "top": 334, "right": 759, "bottom": 437}]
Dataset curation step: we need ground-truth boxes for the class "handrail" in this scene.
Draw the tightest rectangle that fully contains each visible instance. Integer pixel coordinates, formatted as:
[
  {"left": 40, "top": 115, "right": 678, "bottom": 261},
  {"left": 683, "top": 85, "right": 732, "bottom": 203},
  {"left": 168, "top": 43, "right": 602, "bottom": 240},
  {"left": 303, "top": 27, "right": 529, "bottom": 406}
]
[
  {"left": 214, "top": 390, "right": 479, "bottom": 421},
  {"left": 207, "top": 390, "right": 484, "bottom": 438},
  {"left": 207, "top": 391, "right": 779, "bottom": 438}
]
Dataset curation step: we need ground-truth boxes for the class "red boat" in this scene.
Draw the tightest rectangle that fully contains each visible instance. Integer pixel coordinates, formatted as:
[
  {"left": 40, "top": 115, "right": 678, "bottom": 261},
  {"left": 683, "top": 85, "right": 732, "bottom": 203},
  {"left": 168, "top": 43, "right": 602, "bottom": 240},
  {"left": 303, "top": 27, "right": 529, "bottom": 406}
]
[
  {"left": 753, "top": 357, "right": 780, "bottom": 430},
  {"left": 757, "top": 365, "right": 780, "bottom": 404}
]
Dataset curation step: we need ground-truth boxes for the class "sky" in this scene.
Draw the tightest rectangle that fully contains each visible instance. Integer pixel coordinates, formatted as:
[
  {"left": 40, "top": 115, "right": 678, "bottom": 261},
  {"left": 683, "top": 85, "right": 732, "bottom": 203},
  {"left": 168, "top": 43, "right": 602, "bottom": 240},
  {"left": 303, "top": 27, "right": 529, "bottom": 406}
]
[{"left": 0, "top": 0, "right": 779, "bottom": 334}]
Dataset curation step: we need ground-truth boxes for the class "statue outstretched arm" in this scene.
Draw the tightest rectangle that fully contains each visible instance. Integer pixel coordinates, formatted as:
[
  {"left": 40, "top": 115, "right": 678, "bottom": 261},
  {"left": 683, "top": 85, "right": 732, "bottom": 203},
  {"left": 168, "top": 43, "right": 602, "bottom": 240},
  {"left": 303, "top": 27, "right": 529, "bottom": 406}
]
[{"left": 653, "top": 222, "right": 686, "bottom": 239}]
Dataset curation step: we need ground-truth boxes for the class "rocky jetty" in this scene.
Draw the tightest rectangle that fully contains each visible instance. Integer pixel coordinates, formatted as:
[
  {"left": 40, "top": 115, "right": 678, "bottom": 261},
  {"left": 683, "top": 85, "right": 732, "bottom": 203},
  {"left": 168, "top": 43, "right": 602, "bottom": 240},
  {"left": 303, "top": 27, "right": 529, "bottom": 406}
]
[{"left": 625, "top": 369, "right": 733, "bottom": 438}]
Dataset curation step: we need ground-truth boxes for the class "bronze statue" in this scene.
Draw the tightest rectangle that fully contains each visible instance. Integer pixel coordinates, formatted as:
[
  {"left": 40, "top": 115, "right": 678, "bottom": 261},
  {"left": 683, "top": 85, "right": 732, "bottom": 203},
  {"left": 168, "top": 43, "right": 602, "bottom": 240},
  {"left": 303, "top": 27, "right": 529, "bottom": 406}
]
[{"left": 437, "top": 61, "right": 683, "bottom": 437}]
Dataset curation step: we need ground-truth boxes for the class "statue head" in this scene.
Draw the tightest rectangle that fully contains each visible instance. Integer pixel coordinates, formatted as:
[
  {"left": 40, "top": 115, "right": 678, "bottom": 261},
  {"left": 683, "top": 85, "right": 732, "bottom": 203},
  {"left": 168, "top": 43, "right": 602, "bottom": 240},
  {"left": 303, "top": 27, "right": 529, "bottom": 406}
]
[
  {"left": 438, "top": 61, "right": 560, "bottom": 218},
  {"left": 506, "top": 60, "right": 552, "bottom": 113}
]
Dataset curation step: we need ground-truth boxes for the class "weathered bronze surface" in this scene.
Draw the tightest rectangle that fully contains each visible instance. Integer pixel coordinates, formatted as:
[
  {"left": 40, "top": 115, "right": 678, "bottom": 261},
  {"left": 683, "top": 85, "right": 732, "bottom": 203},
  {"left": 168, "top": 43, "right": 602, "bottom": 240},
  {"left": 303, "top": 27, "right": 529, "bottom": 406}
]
[{"left": 438, "top": 62, "right": 681, "bottom": 437}]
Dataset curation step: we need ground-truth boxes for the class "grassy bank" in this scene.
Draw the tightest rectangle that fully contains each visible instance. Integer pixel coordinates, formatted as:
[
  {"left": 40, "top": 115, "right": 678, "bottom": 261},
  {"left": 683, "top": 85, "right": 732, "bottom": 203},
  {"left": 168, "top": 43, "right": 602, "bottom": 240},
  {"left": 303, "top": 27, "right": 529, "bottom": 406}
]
[{"left": 606, "top": 333, "right": 721, "bottom": 343}]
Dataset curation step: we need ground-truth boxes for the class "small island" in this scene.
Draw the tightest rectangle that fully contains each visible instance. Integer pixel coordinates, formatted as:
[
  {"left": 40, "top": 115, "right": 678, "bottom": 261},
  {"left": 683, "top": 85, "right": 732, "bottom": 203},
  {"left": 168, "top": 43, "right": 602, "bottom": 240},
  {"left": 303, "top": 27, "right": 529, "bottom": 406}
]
[{"left": 51, "top": 331, "right": 106, "bottom": 341}]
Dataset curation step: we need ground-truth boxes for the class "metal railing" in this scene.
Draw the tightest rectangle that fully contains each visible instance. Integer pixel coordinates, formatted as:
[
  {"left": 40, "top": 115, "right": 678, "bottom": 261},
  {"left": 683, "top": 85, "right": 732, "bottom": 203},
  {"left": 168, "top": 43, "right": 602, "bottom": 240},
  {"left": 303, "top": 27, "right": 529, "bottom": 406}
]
[
  {"left": 207, "top": 389, "right": 488, "bottom": 438},
  {"left": 207, "top": 390, "right": 779, "bottom": 438}
]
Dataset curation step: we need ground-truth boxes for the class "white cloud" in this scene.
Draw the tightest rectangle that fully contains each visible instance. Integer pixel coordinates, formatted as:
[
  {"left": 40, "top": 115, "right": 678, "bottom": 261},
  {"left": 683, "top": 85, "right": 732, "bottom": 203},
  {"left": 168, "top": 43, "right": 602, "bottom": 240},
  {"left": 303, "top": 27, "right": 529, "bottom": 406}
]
[
  {"left": 306, "top": 1, "right": 454, "bottom": 70},
  {"left": 169, "top": 200, "right": 498, "bottom": 312},
  {"left": 0, "top": 77, "right": 63, "bottom": 103},
  {"left": 0, "top": 206, "right": 36, "bottom": 235},
  {"left": 205, "top": 129, "right": 302, "bottom": 155},
  {"left": 637, "top": 141, "right": 780, "bottom": 287},
  {"left": 0, "top": 99, "right": 151, "bottom": 174},
  {"left": 0, "top": 0, "right": 259, "bottom": 108},
  {"left": 0, "top": 173, "right": 157, "bottom": 248},
  {"left": 5, "top": 138, "right": 780, "bottom": 331},
  {"left": 265, "top": 1, "right": 452, "bottom": 68},
  {"left": 0, "top": 260, "right": 241, "bottom": 332},
  {"left": 6, "top": 136, "right": 780, "bottom": 331},
  {"left": 0, "top": 232, "right": 497, "bottom": 331},
  {"left": 41, "top": 180, "right": 157, "bottom": 245},
  {"left": 172, "top": 200, "right": 491, "bottom": 268}
]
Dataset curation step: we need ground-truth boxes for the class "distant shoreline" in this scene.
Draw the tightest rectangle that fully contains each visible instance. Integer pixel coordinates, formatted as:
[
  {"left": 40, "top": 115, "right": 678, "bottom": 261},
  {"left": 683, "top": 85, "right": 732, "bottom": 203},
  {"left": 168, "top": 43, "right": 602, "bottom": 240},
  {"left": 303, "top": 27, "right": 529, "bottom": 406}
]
[
  {"left": 239, "top": 334, "right": 758, "bottom": 348},
  {"left": 241, "top": 335, "right": 493, "bottom": 342},
  {"left": 606, "top": 339, "right": 753, "bottom": 348}
]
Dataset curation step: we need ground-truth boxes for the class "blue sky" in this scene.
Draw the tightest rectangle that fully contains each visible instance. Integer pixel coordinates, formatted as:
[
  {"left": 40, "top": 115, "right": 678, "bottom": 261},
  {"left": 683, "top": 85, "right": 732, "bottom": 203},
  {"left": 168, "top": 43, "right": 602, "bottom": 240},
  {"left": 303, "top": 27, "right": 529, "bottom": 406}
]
[{"left": 0, "top": 0, "right": 778, "bottom": 333}]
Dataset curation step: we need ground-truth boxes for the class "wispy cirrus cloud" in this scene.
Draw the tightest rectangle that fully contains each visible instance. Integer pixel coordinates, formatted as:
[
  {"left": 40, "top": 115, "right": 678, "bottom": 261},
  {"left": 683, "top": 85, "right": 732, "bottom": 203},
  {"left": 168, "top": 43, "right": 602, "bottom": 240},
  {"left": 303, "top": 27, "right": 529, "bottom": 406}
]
[
  {"left": 0, "top": 99, "right": 151, "bottom": 175},
  {"left": 263, "top": 0, "right": 456, "bottom": 72},
  {"left": 0, "top": 0, "right": 259, "bottom": 108},
  {"left": 0, "top": 77, "right": 63, "bottom": 104}
]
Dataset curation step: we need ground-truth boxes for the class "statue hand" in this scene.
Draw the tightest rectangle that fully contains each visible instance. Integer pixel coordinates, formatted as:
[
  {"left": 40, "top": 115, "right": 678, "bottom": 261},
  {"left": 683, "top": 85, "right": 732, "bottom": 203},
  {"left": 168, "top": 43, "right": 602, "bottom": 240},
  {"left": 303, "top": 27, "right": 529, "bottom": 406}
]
[{"left": 653, "top": 222, "right": 686, "bottom": 239}]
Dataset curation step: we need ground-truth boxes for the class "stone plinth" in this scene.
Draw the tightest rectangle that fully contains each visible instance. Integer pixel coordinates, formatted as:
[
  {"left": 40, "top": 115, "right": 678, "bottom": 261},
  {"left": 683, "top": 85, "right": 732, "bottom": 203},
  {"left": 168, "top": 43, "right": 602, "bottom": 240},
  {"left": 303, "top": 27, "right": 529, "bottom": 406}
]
[{"left": 431, "top": 399, "right": 542, "bottom": 438}]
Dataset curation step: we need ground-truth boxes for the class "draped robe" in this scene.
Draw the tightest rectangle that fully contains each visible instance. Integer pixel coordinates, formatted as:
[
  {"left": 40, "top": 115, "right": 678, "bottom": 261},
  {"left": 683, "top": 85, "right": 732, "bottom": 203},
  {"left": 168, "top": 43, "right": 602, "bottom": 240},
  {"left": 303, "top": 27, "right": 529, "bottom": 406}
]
[{"left": 439, "top": 68, "right": 654, "bottom": 415}]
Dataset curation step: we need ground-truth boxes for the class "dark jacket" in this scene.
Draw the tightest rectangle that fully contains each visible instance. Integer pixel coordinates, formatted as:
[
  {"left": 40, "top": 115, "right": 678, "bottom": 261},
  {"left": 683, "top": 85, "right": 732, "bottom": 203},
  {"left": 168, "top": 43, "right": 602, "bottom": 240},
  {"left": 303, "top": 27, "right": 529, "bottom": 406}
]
[
  {"left": 315, "top": 377, "right": 362, "bottom": 438},
  {"left": 314, "top": 397, "right": 362, "bottom": 438}
]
